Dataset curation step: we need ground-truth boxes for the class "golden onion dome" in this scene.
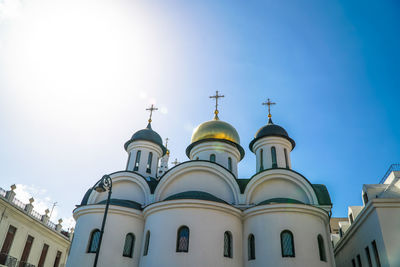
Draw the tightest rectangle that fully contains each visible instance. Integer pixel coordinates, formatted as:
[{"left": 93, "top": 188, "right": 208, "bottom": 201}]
[{"left": 191, "top": 119, "right": 241, "bottom": 144}]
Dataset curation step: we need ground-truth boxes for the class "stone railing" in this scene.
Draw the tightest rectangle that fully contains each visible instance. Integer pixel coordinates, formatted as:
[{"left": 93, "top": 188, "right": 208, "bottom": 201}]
[{"left": 0, "top": 184, "right": 73, "bottom": 240}]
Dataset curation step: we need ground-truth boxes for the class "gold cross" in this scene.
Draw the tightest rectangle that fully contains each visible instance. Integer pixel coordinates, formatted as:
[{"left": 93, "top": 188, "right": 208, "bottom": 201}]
[
  {"left": 146, "top": 104, "right": 158, "bottom": 123},
  {"left": 165, "top": 138, "right": 169, "bottom": 149},
  {"left": 262, "top": 98, "right": 276, "bottom": 118},
  {"left": 209, "top": 90, "right": 225, "bottom": 119},
  {"left": 171, "top": 158, "right": 179, "bottom": 166}
]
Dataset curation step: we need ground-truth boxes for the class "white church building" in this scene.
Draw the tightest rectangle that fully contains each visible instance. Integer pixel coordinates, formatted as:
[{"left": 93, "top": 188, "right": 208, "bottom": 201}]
[{"left": 66, "top": 95, "right": 335, "bottom": 267}]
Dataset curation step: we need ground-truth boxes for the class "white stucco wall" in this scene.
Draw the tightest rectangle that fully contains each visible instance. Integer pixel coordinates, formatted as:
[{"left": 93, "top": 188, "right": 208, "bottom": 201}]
[
  {"left": 140, "top": 200, "right": 243, "bottom": 267},
  {"left": 243, "top": 204, "right": 334, "bottom": 267},
  {"left": 67, "top": 205, "right": 144, "bottom": 267},
  {"left": 252, "top": 137, "right": 292, "bottom": 172}
]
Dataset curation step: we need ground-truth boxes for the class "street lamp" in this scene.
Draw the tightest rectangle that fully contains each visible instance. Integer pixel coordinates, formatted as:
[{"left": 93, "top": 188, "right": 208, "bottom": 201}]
[{"left": 93, "top": 175, "right": 112, "bottom": 267}]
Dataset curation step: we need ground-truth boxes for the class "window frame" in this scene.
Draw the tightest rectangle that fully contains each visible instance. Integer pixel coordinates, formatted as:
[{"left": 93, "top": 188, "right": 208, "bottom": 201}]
[
  {"left": 284, "top": 148, "right": 289, "bottom": 168},
  {"left": 317, "top": 234, "right": 327, "bottom": 262},
  {"left": 248, "top": 234, "right": 255, "bottom": 260},
  {"left": 143, "top": 231, "right": 150, "bottom": 256},
  {"left": 223, "top": 231, "right": 233, "bottom": 258},
  {"left": 176, "top": 226, "right": 190, "bottom": 253},
  {"left": 87, "top": 229, "right": 101, "bottom": 253},
  {"left": 210, "top": 154, "right": 216, "bottom": 162},
  {"left": 259, "top": 149, "right": 264, "bottom": 171},
  {"left": 228, "top": 157, "right": 232, "bottom": 172},
  {"left": 280, "top": 230, "right": 295, "bottom": 258},
  {"left": 133, "top": 150, "right": 141, "bottom": 171},
  {"left": 271, "top": 146, "right": 277, "bottom": 168},
  {"left": 122, "top": 233, "right": 135, "bottom": 258},
  {"left": 146, "top": 152, "right": 153, "bottom": 174}
]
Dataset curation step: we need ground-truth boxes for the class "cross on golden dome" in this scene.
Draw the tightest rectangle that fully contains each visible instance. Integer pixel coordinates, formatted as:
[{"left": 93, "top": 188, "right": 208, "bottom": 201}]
[
  {"left": 209, "top": 90, "right": 225, "bottom": 120},
  {"left": 146, "top": 104, "right": 158, "bottom": 123},
  {"left": 262, "top": 98, "right": 276, "bottom": 119}
]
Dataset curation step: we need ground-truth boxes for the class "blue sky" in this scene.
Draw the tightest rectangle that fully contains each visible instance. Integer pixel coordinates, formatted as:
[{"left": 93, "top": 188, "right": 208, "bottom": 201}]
[{"left": 0, "top": 0, "right": 399, "bottom": 225}]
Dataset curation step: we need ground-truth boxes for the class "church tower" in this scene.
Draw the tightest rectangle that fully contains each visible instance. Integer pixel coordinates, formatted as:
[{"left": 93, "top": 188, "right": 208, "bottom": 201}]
[
  {"left": 124, "top": 105, "right": 167, "bottom": 177},
  {"left": 249, "top": 99, "right": 295, "bottom": 172},
  {"left": 185, "top": 91, "right": 244, "bottom": 177}
]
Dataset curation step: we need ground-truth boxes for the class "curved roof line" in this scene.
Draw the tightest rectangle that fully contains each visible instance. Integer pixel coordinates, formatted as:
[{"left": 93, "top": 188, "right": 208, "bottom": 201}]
[
  {"left": 164, "top": 191, "right": 228, "bottom": 204},
  {"left": 97, "top": 198, "right": 143, "bottom": 210},
  {"left": 185, "top": 138, "right": 245, "bottom": 160},
  {"left": 257, "top": 197, "right": 304, "bottom": 206}
]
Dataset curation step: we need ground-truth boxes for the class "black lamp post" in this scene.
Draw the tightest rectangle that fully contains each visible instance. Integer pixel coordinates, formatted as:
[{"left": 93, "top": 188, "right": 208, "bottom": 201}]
[{"left": 93, "top": 175, "right": 112, "bottom": 267}]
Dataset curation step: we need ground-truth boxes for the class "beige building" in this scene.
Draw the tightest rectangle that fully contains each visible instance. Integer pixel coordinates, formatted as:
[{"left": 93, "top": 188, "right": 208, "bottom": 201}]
[
  {"left": 0, "top": 184, "right": 72, "bottom": 267},
  {"left": 333, "top": 164, "right": 400, "bottom": 267}
]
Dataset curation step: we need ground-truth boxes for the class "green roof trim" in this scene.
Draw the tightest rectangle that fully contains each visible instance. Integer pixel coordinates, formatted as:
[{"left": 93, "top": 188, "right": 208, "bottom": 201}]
[
  {"left": 312, "top": 184, "right": 332, "bottom": 205},
  {"left": 257, "top": 198, "right": 304, "bottom": 205},
  {"left": 164, "top": 191, "right": 227, "bottom": 204},
  {"left": 237, "top": 179, "right": 251, "bottom": 193},
  {"left": 98, "top": 198, "right": 143, "bottom": 210}
]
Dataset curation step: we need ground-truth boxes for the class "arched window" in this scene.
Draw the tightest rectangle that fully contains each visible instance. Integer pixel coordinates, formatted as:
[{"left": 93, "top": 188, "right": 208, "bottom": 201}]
[
  {"left": 146, "top": 152, "right": 153, "bottom": 173},
  {"left": 284, "top": 148, "right": 289, "bottom": 169},
  {"left": 123, "top": 233, "right": 135, "bottom": 258},
  {"left": 259, "top": 149, "right": 264, "bottom": 171},
  {"left": 223, "top": 231, "right": 232, "bottom": 258},
  {"left": 210, "top": 154, "right": 216, "bottom": 162},
  {"left": 176, "top": 226, "right": 190, "bottom": 252},
  {"left": 228, "top": 157, "right": 232, "bottom": 172},
  {"left": 87, "top": 229, "right": 100, "bottom": 253},
  {"left": 143, "top": 231, "right": 150, "bottom": 256},
  {"left": 134, "top": 150, "right": 141, "bottom": 171},
  {"left": 318, "top": 234, "right": 326, "bottom": 262},
  {"left": 271, "top": 147, "right": 277, "bottom": 168},
  {"left": 281, "top": 230, "right": 295, "bottom": 257},
  {"left": 248, "top": 234, "right": 255, "bottom": 260}
]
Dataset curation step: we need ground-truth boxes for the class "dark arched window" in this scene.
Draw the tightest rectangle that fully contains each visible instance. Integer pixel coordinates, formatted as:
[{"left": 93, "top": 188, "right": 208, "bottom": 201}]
[
  {"left": 134, "top": 150, "right": 141, "bottom": 171},
  {"left": 248, "top": 234, "right": 255, "bottom": 260},
  {"left": 228, "top": 157, "right": 232, "bottom": 172},
  {"left": 210, "top": 154, "right": 216, "bottom": 162},
  {"left": 223, "top": 231, "right": 232, "bottom": 258},
  {"left": 271, "top": 147, "right": 277, "bottom": 168},
  {"left": 87, "top": 229, "right": 100, "bottom": 253},
  {"left": 176, "top": 226, "right": 189, "bottom": 252},
  {"left": 318, "top": 234, "right": 326, "bottom": 262},
  {"left": 284, "top": 148, "right": 289, "bottom": 169},
  {"left": 260, "top": 149, "right": 264, "bottom": 171},
  {"left": 143, "top": 231, "right": 150, "bottom": 256},
  {"left": 281, "top": 230, "right": 295, "bottom": 257},
  {"left": 146, "top": 152, "right": 153, "bottom": 173},
  {"left": 123, "top": 233, "right": 135, "bottom": 257}
]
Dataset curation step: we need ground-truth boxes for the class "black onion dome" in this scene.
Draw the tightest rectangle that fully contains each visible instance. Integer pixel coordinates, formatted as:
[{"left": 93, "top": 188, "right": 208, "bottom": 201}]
[
  {"left": 249, "top": 118, "right": 296, "bottom": 152},
  {"left": 124, "top": 123, "right": 167, "bottom": 155}
]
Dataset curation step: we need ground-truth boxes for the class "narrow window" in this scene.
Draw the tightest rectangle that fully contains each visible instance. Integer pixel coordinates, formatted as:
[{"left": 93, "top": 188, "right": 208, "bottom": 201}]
[
  {"left": 271, "top": 147, "right": 277, "bottom": 168},
  {"left": 259, "top": 149, "right": 264, "bottom": 171},
  {"left": 143, "top": 231, "right": 150, "bottom": 256},
  {"left": 281, "top": 230, "right": 295, "bottom": 257},
  {"left": 87, "top": 229, "right": 100, "bottom": 253},
  {"left": 352, "top": 259, "right": 356, "bottom": 267},
  {"left": 0, "top": 225, "right": 17, "bottom": 264},
  {"left": 126, "top": 152, "right": 132, "bottom": 170},
  {"left": 284, "top": 148, "right": 289, "bottom": 168},
  {"left": 146, "top": 152, "right": 153, "bottom": 173},
  {"left": 20, "top": 235, "right": 34, "bottom": 266},
  {"left": 349, "top": 213, "right": 354, "bottom": 224},
  {"left": 357, "top": 254, "right": 362, "bottom": 267},
  {"left": 134, "top": 150, "right": 141, "bottom": 171},
  {"left": 372, "top": 240, "right": 381, "bottom": 267},
  {"left": 210, "top": 154, "right": 216, "bottom": 162},
  {"left": 38, "top": 244, "right": 49, "bottom": 267},
  {"left": 317, "top": 234, "right": 326, "bottom": 262},
  {"left": 228, "top": 157, "right": 232, "bottom": 172},
  {"left": 123, "top": 233, "right": 135, "bottom": 258},
  {"left": 248, "top": 234, "right": 255, "bottom": 260},
  {"left": 53, "top": 251, "right": 62, "bottom": 267},
  {"left": 176, "top": 226, "right": 189, "bottom": 252},
  {"left": 365, "top": 246, "right": 372, "bottom": 267},
  {"left": 363, "top": 193, "right": 369, "bottom": 205},
  {"left": 339, "top": 228, "right": 343, "bottom": 238},
  {"left": 223, "top": 231, "right": 232, "bottom": 258}
]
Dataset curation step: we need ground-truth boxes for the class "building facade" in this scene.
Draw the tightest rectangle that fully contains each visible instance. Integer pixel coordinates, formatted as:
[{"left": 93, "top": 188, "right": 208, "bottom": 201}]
[
  {"left": 67, "top": 99, "right": 334, "bottom": 267},
  {"left": 0, "top": 185, "right": 72, "bottom": 267},
  {"left": 333, "top": 164, "right": 400, "bottom": 267}
]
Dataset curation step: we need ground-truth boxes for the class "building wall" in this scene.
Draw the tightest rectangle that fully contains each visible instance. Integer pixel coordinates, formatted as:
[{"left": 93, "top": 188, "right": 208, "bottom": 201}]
[
  {"left": 243, "top": 204, "right": 334, "bottom": 267},
  {"left": 0, "top": 198, "right": 70, "bottom": 267}
]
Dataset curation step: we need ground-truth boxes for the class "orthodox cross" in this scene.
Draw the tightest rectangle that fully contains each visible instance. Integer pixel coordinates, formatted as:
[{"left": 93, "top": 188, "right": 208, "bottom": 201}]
[
  {"left": 209, "top": 90, "right": 225, "bottom": 119},
  {"left": 146, "top": 104, "right": 158, "bottom": 123},
  {"left": 165, "top": 138, "right": 169, "bottom": 149},
  {"left": 171, "top": 158, "right": 180, "bottom": 166},
  {"left": 262, "top": 98, "right": 276, "bottom": 119}
]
